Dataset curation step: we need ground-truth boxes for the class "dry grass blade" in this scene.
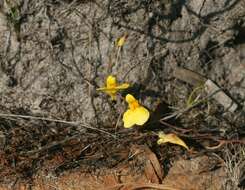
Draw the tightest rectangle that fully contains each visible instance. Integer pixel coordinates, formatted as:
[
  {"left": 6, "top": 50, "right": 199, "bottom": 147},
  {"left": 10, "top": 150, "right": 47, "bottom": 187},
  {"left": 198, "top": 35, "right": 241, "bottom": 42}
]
[{"left": 161, "top": 88, "right": 222, "bottom": 121}]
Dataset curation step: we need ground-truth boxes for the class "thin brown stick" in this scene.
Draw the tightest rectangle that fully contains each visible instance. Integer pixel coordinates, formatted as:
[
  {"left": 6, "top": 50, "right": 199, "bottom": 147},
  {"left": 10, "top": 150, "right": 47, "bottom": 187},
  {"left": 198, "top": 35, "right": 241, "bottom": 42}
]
[
  {"left": 159, "top": 120, "right": 192, "bottom": 133},
  {"left": 0, "top": 113, "right": 116, "bottom": 138},
  {"left": 103, "top": 183, "right": 181, "bottom": 190},
  {"left": 19, "top": 133, "right": 81, "bottom": 155},
  {"left": 0, "top": 113, "right": 78, "bottom": 124},
  {"left": 205, "top": 140, "right": 245, "bottom": 150}
]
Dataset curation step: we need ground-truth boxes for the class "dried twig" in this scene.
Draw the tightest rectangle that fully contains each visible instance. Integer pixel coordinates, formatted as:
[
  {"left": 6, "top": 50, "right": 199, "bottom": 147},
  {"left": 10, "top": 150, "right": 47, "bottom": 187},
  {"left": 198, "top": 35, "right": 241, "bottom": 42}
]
[
  {"left": 159, "top": 120, "right": 192, "bottom": 133},
  {"left": 104, "top": 183, "right": 181, "bottom": 190},
  {"left": 19, "top": 133, "right": 81, "bottom": 155},
  {"left": 0, "top": 113, "right": 116, "bottom": 138},
  {"left": 205, "top": 140, "right": 245, "bottom": 150}
]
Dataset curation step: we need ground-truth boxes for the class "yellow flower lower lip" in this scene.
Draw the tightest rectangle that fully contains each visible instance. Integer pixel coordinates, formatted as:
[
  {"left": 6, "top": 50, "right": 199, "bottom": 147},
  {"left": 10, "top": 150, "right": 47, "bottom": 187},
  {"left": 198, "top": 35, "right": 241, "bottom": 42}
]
[{"left": 123, "top": 94, "right": 150, "bottom": 128}]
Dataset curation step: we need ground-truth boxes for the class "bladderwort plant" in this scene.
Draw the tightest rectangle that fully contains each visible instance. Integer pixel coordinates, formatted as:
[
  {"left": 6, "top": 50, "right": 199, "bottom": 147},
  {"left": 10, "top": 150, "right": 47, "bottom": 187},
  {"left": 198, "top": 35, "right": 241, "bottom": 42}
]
[{"left": 96, "top": 34, "right": 189, "bottom": 150}]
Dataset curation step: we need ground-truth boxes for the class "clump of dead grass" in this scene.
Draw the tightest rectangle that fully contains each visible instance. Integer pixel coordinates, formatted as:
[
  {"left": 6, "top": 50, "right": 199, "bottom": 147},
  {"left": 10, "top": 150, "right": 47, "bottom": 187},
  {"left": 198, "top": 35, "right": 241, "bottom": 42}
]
[{"left": 222, "top": 144, "right": 245, "bottom": 189}]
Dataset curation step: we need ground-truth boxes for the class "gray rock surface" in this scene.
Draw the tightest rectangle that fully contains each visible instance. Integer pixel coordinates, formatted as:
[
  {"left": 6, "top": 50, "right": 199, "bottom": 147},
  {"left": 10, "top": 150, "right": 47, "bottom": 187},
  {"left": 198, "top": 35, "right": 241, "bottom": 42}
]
[{"left": 0, "top": 0, "right": 244, "bottom": 125}]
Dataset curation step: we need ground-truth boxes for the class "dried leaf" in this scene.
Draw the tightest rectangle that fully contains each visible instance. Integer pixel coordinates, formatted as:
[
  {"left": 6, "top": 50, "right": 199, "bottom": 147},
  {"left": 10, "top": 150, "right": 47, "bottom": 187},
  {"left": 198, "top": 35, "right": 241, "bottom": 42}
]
[
  {"left": 144, "top": 146, "right": 163, "bottom": 182},
  {"left": 157, "top": 133, "right": 189, "bottom": 150}
]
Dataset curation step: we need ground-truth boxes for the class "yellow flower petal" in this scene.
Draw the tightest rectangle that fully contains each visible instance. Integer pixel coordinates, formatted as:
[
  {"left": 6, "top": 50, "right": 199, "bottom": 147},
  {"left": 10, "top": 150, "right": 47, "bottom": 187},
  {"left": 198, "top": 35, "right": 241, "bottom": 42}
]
[
  {"left": 107, "top": 75, "right": 116, "bottom": 88},
  {"left": 125, "top": 94, "right": 136, "bottom": 103},
  {"left": 157, "top": 133, "right": 189, "bottom": 150},
  {"left": 123, "top": 109, "right": 136, "bottom": 128},
  {"left": 97, "top": 83, "right": 129, "bottom": 92},
  {"left": 115, "top": 83, "right": 130, "bottom": 90},
  {"left": 134, "top": 107, "right": 150, "bottom": 126},
  {"left": 96, "top": 87, "right": 109, "bottom": 91},
  {"left": 96, "top": 87, "right": 116, "bottom": 92}
]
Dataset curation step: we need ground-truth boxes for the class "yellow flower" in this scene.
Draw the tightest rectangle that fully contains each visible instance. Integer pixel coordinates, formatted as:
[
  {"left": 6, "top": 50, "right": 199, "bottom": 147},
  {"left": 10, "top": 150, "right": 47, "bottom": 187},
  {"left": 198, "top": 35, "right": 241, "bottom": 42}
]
[
  {"left": 123, "top": 94, "right": 150, "bottom": 128},
  {"left": 116, "top": 33, "right": 128, "bottom": 47},
  {"left": 157, "top": 132, "right": 189, "bottom": 150},
  {"left": 97, "top": 75, "right": 129, "bottom": 100}
]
